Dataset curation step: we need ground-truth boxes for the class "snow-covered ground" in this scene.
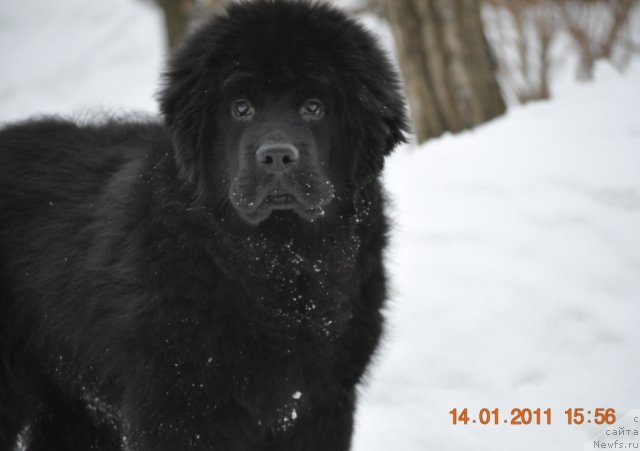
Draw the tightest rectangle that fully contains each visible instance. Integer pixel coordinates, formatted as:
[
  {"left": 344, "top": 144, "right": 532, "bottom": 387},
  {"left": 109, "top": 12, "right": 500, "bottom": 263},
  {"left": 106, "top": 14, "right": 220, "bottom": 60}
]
[
  {"left": 1, "top": 1, "right": 639, "bottom": 450},
  {"left": 355, "top": 61, "right": 640, "bottom": 450}
]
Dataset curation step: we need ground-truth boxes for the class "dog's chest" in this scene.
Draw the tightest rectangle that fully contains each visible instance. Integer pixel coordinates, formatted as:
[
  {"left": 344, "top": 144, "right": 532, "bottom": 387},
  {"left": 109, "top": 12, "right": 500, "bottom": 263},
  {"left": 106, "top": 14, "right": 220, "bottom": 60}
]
[
  {"left": 252, "top": 383, "right": 307, "bottom": 433},
  {"left": 229, "top": 233, "right": 362, "bottom": 335},
  {"left": 226, "top": 339, "right": 327, "bottom": 434}
]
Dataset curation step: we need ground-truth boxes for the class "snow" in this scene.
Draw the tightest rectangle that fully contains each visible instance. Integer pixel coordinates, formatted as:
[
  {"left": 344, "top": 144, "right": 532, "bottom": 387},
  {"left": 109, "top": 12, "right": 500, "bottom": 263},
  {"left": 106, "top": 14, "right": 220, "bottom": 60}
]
[
  {"left": 1, "top": 1, "right": 639, "bottom": 450},
  {"left": 0, "top": 0, "right": 163, "bottom": 122},
  {"left": 354, "top": 60, "right": 640, "bottom": 450}
]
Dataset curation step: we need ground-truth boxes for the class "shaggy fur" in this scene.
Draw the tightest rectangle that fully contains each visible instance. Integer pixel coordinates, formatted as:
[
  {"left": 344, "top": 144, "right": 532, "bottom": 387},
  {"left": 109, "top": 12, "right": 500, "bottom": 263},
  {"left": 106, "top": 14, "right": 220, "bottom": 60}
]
[{"left": 0, "top": 1, "right": 408, "bottom": 450}]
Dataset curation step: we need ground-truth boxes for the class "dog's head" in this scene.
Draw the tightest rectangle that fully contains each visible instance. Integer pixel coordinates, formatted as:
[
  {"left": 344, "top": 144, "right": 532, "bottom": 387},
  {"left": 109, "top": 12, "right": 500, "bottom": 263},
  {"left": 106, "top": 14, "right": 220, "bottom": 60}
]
[{"left": 159, "top": 0, "right": 409, "bottom": 225}]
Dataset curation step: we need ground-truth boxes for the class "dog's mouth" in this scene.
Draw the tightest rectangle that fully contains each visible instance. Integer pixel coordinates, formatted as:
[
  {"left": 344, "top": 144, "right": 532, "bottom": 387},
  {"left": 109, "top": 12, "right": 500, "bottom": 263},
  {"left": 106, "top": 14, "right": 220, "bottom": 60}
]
[
  {"left": 230, "top": 179, "right": 334, "bottom": 225},
  {"left": 264, "top": 192, "right": 297, "bottom": 208}
]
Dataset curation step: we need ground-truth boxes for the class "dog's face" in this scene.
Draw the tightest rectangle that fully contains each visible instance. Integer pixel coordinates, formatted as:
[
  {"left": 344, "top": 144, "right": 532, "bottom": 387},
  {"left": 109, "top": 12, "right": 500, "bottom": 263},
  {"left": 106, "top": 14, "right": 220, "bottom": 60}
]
[
  {"left": 160, "top": 1, "right": 409, "bottom": 226},
  {"left": 213, "top": 77, "right": 343, "bottom": 224}
]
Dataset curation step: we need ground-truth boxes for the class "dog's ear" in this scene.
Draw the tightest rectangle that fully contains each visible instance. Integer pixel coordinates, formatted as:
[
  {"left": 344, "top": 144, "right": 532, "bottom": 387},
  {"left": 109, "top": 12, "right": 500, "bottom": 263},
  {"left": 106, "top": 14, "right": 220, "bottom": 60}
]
[
  {"left": 158, "top": 27, "right": 220, "bottom": 184},
  {"left": 343, "top": 29, "right": 411, "bottom": 182},
  {"left": 347, "top": 81, "right": 409, "bottom": 180}
]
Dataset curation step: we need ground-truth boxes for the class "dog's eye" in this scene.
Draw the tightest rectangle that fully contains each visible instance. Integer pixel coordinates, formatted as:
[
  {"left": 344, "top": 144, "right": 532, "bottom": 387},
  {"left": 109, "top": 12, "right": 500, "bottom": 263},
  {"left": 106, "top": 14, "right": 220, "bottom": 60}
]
[
  {"left": 301, "top": 99, "right": 323, "bottom": 120},
  {"left": 232, "top": 100, "right": 254, "bottom": 119}
]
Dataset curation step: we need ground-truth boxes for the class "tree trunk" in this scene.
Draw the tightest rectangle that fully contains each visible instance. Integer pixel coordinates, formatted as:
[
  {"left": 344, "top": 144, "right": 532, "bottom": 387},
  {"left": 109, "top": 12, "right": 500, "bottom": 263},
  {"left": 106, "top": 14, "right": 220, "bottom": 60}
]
[
  {"left": 384, "top": 0, "right": 506, "bottom": 143},
  {"left": 156, "top": 0, "right": 227, "bottom": 50},
  {"left": 156, "top": 0, "right": 194, "bottom": 50}
]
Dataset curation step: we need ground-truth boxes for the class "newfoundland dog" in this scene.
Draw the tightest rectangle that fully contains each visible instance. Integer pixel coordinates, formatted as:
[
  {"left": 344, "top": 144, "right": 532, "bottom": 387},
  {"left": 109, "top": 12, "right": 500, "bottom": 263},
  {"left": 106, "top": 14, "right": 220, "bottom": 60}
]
[{"left": 0, "top": 1, "right": 408, "bottom": 449}]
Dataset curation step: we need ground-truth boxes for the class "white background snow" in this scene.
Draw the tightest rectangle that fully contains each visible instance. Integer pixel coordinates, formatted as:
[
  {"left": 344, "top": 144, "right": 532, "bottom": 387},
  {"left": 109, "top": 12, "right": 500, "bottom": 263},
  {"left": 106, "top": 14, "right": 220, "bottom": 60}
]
[{"left": 1, "top": 0, "right": 639, "bottom": 450}]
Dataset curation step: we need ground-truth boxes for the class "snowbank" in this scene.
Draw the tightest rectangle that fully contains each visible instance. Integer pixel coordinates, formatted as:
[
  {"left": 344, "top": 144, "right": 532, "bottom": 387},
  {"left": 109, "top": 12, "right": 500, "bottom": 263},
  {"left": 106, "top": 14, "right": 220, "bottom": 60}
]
[{"left": 354, "top": 62, "right": 640, "bottom": 450}]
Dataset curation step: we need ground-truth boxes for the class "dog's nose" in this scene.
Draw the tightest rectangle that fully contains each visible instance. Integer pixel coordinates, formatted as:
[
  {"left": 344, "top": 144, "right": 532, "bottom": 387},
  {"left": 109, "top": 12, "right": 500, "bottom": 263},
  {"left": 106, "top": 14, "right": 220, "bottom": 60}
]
[{"left": 256, "top": 143, "right": 299, "bottom": 174}]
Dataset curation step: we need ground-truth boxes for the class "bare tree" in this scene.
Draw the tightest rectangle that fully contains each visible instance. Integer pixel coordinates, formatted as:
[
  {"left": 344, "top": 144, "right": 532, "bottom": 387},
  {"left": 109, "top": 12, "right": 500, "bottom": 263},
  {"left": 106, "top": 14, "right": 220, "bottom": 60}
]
[
  {"left": 382, "top": 0, "right": 506, "bottom": 143},
  {"left": 484, "top": 0, "right": 638, "bottom": 103},
  {"left": 558, "top": 0, "right": 637, "bottom": 80},
  {"left": 484, "top": 0, "right": 557, "bottom": 103}
]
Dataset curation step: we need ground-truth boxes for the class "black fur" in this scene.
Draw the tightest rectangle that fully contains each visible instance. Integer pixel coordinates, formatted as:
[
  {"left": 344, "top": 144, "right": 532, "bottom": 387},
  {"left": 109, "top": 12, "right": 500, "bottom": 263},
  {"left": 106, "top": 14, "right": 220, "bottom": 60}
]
[{"left": 0, "top": 1, "right": 408, "bottom": 450}]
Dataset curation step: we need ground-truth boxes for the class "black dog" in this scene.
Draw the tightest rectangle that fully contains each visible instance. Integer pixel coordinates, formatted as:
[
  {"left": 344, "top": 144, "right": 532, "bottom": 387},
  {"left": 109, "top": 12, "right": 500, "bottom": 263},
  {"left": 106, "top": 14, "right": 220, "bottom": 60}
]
[{"left": 0, "top": 1, "right": 408, "bottom": 449}]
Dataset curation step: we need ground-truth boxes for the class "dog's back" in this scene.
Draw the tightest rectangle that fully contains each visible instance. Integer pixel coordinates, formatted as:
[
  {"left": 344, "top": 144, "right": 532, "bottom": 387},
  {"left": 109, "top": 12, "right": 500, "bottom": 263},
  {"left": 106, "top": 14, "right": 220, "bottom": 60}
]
[{"left": 0, "top": 118, "right": 169, "bottom": 449}]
